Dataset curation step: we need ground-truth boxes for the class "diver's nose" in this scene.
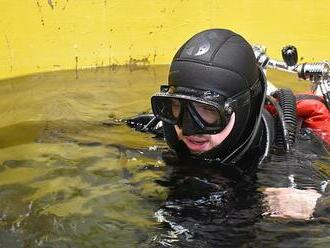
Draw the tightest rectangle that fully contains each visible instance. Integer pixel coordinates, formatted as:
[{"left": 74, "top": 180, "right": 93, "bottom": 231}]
[{"left": 180, "top": 107, "right": 203, "bottom": 136}]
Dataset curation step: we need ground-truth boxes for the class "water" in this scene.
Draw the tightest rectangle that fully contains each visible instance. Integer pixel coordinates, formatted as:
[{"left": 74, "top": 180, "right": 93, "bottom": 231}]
[{"left": 0, "top": 66, "right": 329, "bottom": 247}]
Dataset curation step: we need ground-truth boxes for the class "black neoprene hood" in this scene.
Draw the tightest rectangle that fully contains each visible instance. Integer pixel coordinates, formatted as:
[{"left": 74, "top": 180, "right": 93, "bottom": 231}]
[
  {"left": 162, "top": 28, "right": 265, "bottom": 162},
  {"left": 168, "top": 29, "right": 259, "bottom": 98}
]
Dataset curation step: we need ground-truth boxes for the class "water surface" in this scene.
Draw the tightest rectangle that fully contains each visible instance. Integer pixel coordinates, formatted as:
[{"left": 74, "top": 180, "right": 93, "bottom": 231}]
[{"left": 0, "top": 66, "right": 329, "bottom": 247}]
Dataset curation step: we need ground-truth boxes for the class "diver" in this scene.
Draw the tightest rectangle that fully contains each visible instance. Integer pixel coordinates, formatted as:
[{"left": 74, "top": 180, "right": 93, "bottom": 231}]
[
  {"left": 129, "top": 28, "right": 292, "bottom": 165},
  {"left": 127, "top": 29, "right": 327, "bottom": 219}
]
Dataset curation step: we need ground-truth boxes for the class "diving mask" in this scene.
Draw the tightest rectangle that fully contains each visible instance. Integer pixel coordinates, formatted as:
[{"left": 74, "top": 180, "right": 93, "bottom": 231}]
[{"left": 151, "top": 86, "right": 250, "bottom": 135}]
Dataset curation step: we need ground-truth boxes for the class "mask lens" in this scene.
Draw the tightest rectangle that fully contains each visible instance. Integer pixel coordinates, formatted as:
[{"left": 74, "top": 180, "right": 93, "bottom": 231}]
[
  {"left": 191, "top": 102, "right": 221, "bottom": 126},
  {"left": 171, "top": 98, "right": 181, "bottom": 118},
  {"left": 152, "top": 95, "right": 228, "bottom": 133},
  {"left": 152, "top": 97, "right": 181, "bottom": 124}
]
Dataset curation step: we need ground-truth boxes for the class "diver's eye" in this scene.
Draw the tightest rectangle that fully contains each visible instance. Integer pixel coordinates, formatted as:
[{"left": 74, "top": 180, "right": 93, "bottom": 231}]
[
  {"left": 192, "top": 102, "right": 220, "bottom": 125},
  {"left": 171, "top": 99, "right": 181, "bottom": 118}
]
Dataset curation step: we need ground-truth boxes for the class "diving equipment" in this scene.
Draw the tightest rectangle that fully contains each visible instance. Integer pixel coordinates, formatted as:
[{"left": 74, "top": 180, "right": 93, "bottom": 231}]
[
  {"left": 155, "top": 28, "right": 266, "bottom": 162},
  {"left": 151, "top": 85, "right": 251, "bottom": 135}
]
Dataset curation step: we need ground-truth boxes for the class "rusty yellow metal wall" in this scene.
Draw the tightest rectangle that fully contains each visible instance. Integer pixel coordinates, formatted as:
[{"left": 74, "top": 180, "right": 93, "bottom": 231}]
[{"left": 1, "top": 0, "right": 330, "bottom": 79}]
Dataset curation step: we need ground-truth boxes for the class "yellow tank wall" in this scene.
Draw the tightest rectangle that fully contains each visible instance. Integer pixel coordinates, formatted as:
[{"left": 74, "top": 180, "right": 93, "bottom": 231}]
[{"left": 1, "top": 0, "right": 330, "bottom": 79}]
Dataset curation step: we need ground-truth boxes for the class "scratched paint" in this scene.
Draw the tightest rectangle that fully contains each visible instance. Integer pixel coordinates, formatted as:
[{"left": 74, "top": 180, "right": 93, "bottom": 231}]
[{"left": 0, "top": 0, "right": 330, "bottom": 79}]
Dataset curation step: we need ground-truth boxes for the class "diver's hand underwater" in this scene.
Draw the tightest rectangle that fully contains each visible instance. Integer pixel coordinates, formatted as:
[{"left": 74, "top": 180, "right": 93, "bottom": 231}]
[
  {"left": 126, "top": 114, "right": 163, "bottom": 136},
  {"left": 263, "top": 187, "right": 321, "bottom": 219}
]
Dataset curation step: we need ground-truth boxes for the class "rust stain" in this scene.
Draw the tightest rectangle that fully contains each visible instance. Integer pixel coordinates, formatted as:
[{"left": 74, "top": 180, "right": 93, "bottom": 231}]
[
  {"left": 62, "top": 0, "right": 70, "bottom": 10},
  {"left": 36, "top": 0, "right": 41, "bottom": 8},
  {"left": 108, "top": 56, "right": 120, "bottom": 70},
  {"left": 153, "top": 50, "right": 157, "bottom": 63},
  {"left": 75, "top": 56, "right": 79, "bottom": 79},
  {"left": 4, "top": 33, "right": 13, "bottom": 72},
  {"left": 127, "top": 57, "right": 150, "bottom": 71},
  {"left": 35, "top": 0, "right": 45, "bottom": 26},
  {"left": 47, "top": 0, "right": 55, "bottom": 9}
]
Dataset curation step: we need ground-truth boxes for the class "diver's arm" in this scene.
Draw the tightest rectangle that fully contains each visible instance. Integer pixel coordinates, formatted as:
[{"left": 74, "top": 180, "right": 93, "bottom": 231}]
[{"left": 126, "top": 113, "right": 164, "bottom": 136}]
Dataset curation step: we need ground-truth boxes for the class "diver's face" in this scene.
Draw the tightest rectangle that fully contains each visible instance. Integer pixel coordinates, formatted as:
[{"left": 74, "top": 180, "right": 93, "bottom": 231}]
[{"left": 174, "top": 113, "right": 235, "bottom": 154}]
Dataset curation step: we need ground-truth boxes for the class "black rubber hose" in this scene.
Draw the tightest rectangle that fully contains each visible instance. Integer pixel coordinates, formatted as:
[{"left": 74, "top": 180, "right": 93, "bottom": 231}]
[{"left": 272, "top": 88, "right": 297, "bottom": 149}]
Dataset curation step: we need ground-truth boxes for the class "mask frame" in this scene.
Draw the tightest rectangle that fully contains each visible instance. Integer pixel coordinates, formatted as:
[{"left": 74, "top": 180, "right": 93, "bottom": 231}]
[{"left": 151, "top": 85, "right": 251, "bottom": 135}]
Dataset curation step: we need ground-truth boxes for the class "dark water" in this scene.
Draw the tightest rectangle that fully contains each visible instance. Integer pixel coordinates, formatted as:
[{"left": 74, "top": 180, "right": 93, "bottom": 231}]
[
  {"left": 151, "top": 133, "right": 330, "bottom": 248},
  {"left": 0, "top": 66, "right": 329, "bottom": 247}
]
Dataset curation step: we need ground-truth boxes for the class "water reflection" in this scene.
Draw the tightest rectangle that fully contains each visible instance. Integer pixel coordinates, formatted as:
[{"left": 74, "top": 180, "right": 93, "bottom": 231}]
[
  {"left": 151, "top": 130, "right": 330, "bottom": 247},
  {"left": 0, "top": 66, "right": 169, "bottom": 247},
  {"left": 0, "top": 66, "right": 329, "bottom": 247},
  {"left": 151, "top": 151, "right": 263, "bottom": 247}
]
